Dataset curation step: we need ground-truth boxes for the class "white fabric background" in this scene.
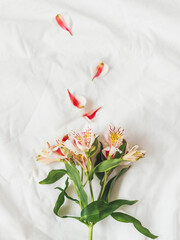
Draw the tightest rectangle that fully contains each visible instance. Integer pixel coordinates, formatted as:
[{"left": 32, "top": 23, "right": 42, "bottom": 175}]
[{"left": 0, "top": 0, "right": 180, "bottom": 239}]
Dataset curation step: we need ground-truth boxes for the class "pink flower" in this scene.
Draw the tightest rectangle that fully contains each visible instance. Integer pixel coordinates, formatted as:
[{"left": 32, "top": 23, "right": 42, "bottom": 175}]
[
  {"left": 36, "top": 135, "right": 69, "bottom": 164},
  {"left": 69, "top": 127, "right": 95, "bottom": 153},
  {"left": 102, "top": 124, "right": 125, "bottom": 158}
]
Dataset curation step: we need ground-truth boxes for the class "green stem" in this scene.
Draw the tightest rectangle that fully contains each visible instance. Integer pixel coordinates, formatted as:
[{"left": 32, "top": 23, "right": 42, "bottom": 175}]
[
  {"left": 83, "top": 174, "right": 88, "bottom": 187},
  {"left": 81, "top": 167, "right": 83, "bottom": 182},
  {"left": 88, "top": 223, "right": 93, "bottom": 240},
  {"left": 89, "top": 180, "right": 94, "bottom": 202},
  {"left": 73, "top": 182, "right": 82, "bottom": 209},
  {"left": 99, "top": 171, "right": 108, "bottom": 200}
]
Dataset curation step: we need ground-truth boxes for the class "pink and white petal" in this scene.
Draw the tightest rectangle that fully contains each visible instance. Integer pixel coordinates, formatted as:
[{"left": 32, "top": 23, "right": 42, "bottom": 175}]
[
  {"left": 82, "top": 107, "right": 102, "bottom": 120},
  {"left": 128, "top": 145, "right": 139, "bottom": 154},
  {"left": 56, "top": 13, "right": 72, "bottom": 35},
  {"left": 75, "top": 94, "right": 86, "bottom": 108},
  {"left": 90, "top": 60, "right": 109, "bottom": 79},
  {"left": 109, "top": 146, "right": 119, "bottom": 156},
  {"left": 102, "top": 146, "right": 110, "bottom": 158},
  {"left": 37, "top": 157, "right": 60, "bottom": 164},
  {"left": 64, "top": 139, "right": 82, "bottom": 154},
  {"left": 67, "top": 89, "right": 86, "bottom": 108}
]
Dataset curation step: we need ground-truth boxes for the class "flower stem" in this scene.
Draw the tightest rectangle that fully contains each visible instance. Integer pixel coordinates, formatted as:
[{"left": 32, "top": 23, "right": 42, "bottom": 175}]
[
  {"left": 89, "top": 180, "right": 94, "bottom": 202},
  {"left": 83, "top": 174, "right": 88, "bottom": 187},
  {"left": 99, "top": 171, "right": 108, "bottom": 200},
  {"left": 88, "top": 223, "right": 93, "bottom": 240},
  {"left": 81, "top": 167, "right": 83, "bottom": 182}
]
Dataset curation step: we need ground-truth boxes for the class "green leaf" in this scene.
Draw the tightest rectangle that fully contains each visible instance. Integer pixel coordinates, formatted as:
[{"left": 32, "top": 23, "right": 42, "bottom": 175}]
[
  {"left": 65, "top": 162, "right": 88, "bottom": 209},
  {"left": 101, "top": 167, "right": 130, "bottom": 202},
  {"left": 120, "top": 139, "right": 127, "bottom": 154},
  {"left": 81, "top": 199, "right": 137, "bottom": 224},
  {"left": 53, "top": 178, "right": 85, "bottom": 224},
  {"left": 113, "top": 139, "right": 127, "bottom": 159},
  {"left": 111, "top": 212, "right": 158, "bottom": 239},
  {"left": 95, "top": 158, "right": 125, "bottom": 173},
  {"left": 94, "top": 142, "right": 105, "bottom": 181},
  {"left": 88, "top": 137, "right": 99, "bottom": 157},
  {"left": 53, "top": 178, "right": 69, "bottom": 215},
  {"left": 55, "top": 187, "right": 79, "bottom": 204},
  {"left": 39, "top": 169, "right": 67, "bottom": 184}
]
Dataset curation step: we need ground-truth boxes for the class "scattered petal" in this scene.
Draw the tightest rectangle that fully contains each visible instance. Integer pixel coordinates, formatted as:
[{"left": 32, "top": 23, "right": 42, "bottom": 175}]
[
  {"left": 56, "top": 13, "right": 72, "bottom": 36},
  {"left": 82, "top": 107, "right": 102, "bottom": 120},
  {"left": 67, "top": 89, "right": 86, "bottom": 109},
  {"left": 91, "top": 61, "right": 109, "bottom": 80}
]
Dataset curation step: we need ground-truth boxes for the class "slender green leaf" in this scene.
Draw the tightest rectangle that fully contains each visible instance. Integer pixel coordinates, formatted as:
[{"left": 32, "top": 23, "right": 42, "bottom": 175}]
[
  {"left": 53, "top": 178, "right": 85, "bottom": 224},
  {"left": 101, "top": 167, "right": 130, "bottom": 202},
  {"left": 53, "top": 178, "right": 69, "bottom": 215},
  {"left": 113, "top": 139, "right": 127, "bottom": 159},
  {"left": 81, "top": 199, "right": 137, "bottom": 224},
  {"left": 55, "top": 187, "right": 79, "bottom": 204},
  {"left": 65, "top": 162, "right": 88, "bottom": 209},
  {"left": 39, "top": 169, "right": 67, "bottom": 184},
  {"left": 111, "top": 212, "right": 158, "bottom": 239},
  {"left": 95, "top": 158, "right": 125, "bottom": 173}
]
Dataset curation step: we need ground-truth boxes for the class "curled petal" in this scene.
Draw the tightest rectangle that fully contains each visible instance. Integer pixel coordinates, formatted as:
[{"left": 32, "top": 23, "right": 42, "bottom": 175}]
[
  {"left": 123, "top": 145, "right": 146, "bottom": 161},
  {"left": 36, "top": 156, "right": 60, "bottom": 164},
  {"left": 56, "top": 13, "right": 72, "bottom": 36},
  {"left": 82, "top": 107, "right": 102, "bottom": 120},
  {"left": 62, "top": 134, "right": 69, "bottom": 142},
  {"left": 91, "top": 61, "right": 109, "bottom": 81},
  {"left": 67, "top": 89, "right": 86, "bottom": 109}
]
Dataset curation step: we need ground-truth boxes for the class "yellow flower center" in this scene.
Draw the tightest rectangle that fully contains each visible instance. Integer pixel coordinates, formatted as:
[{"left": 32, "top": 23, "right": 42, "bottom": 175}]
[{"left": 110, "top": 132, "right": 122, "bottom": 145}]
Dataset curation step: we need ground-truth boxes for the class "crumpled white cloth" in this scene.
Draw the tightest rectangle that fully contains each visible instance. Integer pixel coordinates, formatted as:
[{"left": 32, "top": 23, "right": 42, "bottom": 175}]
[{"left": 0, "top": 0, "right": 180, "bottom": 239}]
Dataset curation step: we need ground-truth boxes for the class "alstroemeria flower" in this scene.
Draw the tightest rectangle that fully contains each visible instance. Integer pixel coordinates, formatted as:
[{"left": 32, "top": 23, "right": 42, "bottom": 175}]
[
  {"left": 37, "top": 135, "right": 69, "bottom": 164},
  {"left": 69, "top": 126, "right": 95, "bottom": 153},
  {"left": 36, "top": 142, "right": 64, "bottom": 164},
  {"left": 67, "top": 89, "right": 86, "bottom": 109},
  {"left": 56, "top": 14, "right": 72, "bottom": 36},
  {"left": 91, "top": 61, "right": 109, "bottom": 81},
  {"left": 123, "top": 145, "right": 146, "bottom": 161},
  {"left": 102, "top": 124, "right": 125, "bottom": 158},
  {"left": 82, "top": 107, "right": 102, "bottom": 120}
]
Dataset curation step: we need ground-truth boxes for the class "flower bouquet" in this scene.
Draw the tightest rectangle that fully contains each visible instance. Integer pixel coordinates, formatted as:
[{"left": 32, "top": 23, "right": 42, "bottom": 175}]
[{"left": 37, "top": 125, "right": 158, "bottom": 240}]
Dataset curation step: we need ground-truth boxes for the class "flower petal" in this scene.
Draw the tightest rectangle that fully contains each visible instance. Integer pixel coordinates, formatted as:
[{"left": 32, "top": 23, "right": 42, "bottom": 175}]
[
  {"left": 82, "top": 107, "right": 102, "bottom": 120},
  {"left": 56, "top": 13, "right": 72, "bottom": 36},
  {"left": 90, "top": 61, "right": 109, "bottom": 81},
  {"left": 36, "top": 156, "right": 60, "bottom": 164},
  {"left": 67, "top": 89, "right": 86, "bottom": 109},
  {"left": 102, "top": 146, "right": 110, "bottom": 158}
]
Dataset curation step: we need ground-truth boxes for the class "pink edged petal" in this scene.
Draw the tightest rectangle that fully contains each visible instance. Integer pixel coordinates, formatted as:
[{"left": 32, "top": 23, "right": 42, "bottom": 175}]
[
  {"left": 82, "top": 107, "right": 102, "bottom": 120},
  {"left": 90, "top": 61, "right": 109, "bottom": 81},
  {"left": 36, "top": 157, "right": 60, "bottom": 164},
  {"left": 64, "top": 138, "right": 83, "bottom": 153},
  {"left": 67, "top": 89, "right": 86, "bottom": 109},
  {"left": 102, "top": 146, "right": 110, "bottom": 158},
  {"left": 56, "top": 13, "right": 72, "bottom": 36},
  {"left": 53, "top": 148, "right": 65, "bottom": 156},
  {"left": 109, "top": 146, "right": 120, "bottom": 156}
]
